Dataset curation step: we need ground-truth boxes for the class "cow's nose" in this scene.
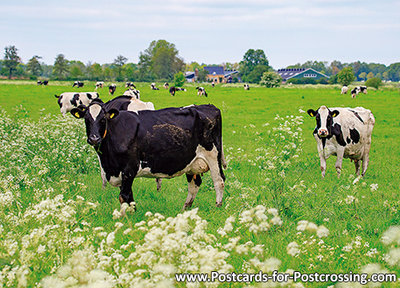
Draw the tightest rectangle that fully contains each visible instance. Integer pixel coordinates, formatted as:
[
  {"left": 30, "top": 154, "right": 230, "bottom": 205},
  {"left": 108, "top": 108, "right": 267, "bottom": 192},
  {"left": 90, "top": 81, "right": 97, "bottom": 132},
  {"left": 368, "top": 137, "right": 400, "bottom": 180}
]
[
  {"left": 318, "top": 129, "right": 328, "bottom": 136},
  {"left": 88, "top": 135, "right": 100, "bottom": 145}
]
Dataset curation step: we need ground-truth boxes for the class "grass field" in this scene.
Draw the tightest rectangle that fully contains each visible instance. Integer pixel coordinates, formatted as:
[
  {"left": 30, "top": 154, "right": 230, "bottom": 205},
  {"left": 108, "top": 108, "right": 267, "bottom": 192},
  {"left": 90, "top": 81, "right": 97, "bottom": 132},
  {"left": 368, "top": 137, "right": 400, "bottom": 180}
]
[{"left": 0, "top": 81, "right": 399, "bottom": 287}]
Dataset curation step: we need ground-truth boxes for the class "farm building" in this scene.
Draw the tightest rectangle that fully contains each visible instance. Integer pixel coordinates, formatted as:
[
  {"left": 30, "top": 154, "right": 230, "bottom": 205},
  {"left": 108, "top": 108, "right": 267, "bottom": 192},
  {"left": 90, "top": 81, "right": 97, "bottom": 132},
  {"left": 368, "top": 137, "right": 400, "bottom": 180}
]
[
  {"left": 277, "top": 68, "right": 329, "bottom": 82},
  {"left": 204, "top": 66, "right": 239, "bottom": 83}
]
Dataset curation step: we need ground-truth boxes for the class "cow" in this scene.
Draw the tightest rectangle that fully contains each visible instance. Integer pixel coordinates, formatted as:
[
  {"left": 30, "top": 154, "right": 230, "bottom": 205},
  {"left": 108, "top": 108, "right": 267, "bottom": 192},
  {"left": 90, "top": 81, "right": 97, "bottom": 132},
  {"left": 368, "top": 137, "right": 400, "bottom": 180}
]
[
  {"left": 55, "top": 92, "right": 99, "bottom": 115},
  {"left": 244, "top": 84, "right": 250, "bottom": 90},
  {"left": 95, "top": 81, "right": 104, "bottom": 89},
  {"left": 70, "top": 103, "right": 226, "bottom": 209},
  {"left": 164, "top": 82, "right": 169, "bottom": 89},
  {"left": 211, "top": 82, "right": 215, "bottom": 88},
  {"left": 351, "top": 87, "right": 360, "bottom": 98},
  {"left": 359, "top": 86, "right": 368, "bottom": 94},
  {"left": 150, "top": 83, "right": 159, "bottom": 90},
  {"left": 109, "top": 84, "right": 117, "bottom": 95},
  {"left": 341, "top": 86, "right": 348, "bottom": 94},
  {"left": 125, "top": 82, "right": 136, "bottom": 89},
  {"left": 169, "top": 86, "right": 186, "bottom": 96},
  {"left": 37, "top": 80, "right": 49, "bottom": 86},
  {"left": 307, "top": 106, "right": 375, "bottom": 178},
  {"left": 123, "top": 88, "right": 141, "bottom": 99},
  {"left": 196, "top": 87, "right": 208, "bottom": 97},
  {"left": 73, "top": 81, "right": 84, "bottom": 88}
]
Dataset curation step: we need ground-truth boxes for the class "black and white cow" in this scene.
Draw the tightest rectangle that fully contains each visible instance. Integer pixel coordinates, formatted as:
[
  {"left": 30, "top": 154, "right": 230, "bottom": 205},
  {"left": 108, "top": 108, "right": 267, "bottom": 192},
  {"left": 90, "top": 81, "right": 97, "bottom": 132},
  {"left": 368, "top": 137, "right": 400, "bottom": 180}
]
[
  {"left": 211, "top": 82, "right": 215, "bottom": 88},
  {"left": 341, "top": 86, "right": 349, "bottom": 94},
  {"left": 55, "top": 92, "right": 99, "bottom": 115},
  {"left": 359, "top": 86, "right": 368, "bottom": 94},
  {"left": 123, "top": 88, "right": 141, "bottom": 99},
  {"left": 150, "top": 83, "right": 159, "bottom": 90},
  {"left": 169, "top": 86, "right": 186, "bottom": 96},
  {"left": 307, "top": 106, "right": 375, "bottom": 177},
  {"left": 125, "top": 82, "right": 136, "bottom": 89},
  {"left": 70, "top": 103, "right": 226, "bottom": 209},
  {"left": 109, "top": 84, "right": 117, "bottom": 95},
  {"left": 95, "top": 81, "right": 104, "bottom": 89},
  {"left": 196, "top": 87, "right": 208, "bottom": 97},
  {"left": 351, "top": 86, "right": 367, "bottom": 98},
  {"left": 37, "top": 80, "right": 49, "bottom": 86},
  {"left": 164, "top": 82, "right": 169, "bottom": 89},
  {"left": 73, "top": 81, "right": 84, "bottom": 88},
  {"left": 244, "top": 84, "right": 250, "bottom": 90}
]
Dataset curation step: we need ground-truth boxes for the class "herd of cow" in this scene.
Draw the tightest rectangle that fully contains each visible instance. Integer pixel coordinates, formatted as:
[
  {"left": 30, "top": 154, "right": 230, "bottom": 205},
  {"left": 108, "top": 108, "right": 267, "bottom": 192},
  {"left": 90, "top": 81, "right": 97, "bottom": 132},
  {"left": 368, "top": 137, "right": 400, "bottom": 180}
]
[{"left": 53, "top": 83, "right": 375, "bottom": 210}]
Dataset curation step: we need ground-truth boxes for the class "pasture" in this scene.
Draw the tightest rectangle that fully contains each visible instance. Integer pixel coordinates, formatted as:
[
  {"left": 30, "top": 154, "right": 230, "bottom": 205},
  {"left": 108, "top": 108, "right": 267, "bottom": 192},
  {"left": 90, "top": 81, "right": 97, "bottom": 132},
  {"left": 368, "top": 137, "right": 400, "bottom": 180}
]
[{"left": 0, "top": 81, "right": 399, "bottom": 287}]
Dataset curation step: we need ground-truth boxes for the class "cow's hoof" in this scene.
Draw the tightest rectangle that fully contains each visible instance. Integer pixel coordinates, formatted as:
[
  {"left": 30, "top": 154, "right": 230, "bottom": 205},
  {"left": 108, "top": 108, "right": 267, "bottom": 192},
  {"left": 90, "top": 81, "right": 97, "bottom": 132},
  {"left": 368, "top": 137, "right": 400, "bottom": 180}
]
[
  {"left": 119, "top": 195, "right": 124, "bottom": 204},
  {"left": 216, "top": 202, "right": 222, "bottom": 207}
]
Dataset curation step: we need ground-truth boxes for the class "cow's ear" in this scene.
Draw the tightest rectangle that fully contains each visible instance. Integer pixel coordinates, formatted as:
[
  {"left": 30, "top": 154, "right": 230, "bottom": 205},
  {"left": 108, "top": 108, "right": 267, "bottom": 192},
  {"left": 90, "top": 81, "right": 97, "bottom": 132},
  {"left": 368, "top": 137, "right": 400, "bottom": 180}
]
[
  {"left": 105, "top": 109, "right": 119, "bottom": 120},
  {"left": 307, "top": 109, "right": 317, "bottom": 117},
  {"left": 70, "top": 107, "right": 85, "bottom": 119},
  {"left": 331, "top": 110, "right": 340, "bottom": 117},
  {"left": 54, "top": 94, "right": 60, "bottom": 98}
]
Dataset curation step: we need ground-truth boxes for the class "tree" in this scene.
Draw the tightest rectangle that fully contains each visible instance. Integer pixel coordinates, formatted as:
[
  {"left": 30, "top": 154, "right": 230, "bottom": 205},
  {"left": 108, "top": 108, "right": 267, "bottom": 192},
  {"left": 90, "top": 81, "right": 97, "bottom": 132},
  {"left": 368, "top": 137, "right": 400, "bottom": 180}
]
[
  {"left": 366, "top": 72, "right": 374, "bottom": 80},
  {"left": 139, "top": 40, "right": 185, "bottom": 81},
  {"left": 337, "top": 67, "right": 355, "bottom": 86},
  {"left": 260, "top": 72, "right": 282, "bottom": 88},
  {"left": 27, "top": 55, "right": 42, "bottom": 78},
  {"left": 246, "top": 65, "right": 270, "bottom": 83},
  {"left": 53, "top": 54, "right": 69, "bottom": 80},
  {"left": 197, "top": 69, "right": 208, "bottom": 82},
  {"left": 239, "top": 49, "right": 270, "bottom": 82},
  {"left": 113, "top": 55, "right": 128, "bottom": 81},
  {"left": 358, "top": 72, "right": 367, "bottom": 81},
  {"left": 365, "top": 77, "right": 382, "bottom": 89},
  {"left": 174, "top": 72, "right": 186, "bottom": 87},
  {"left": 3, "top": 45, "right": 21, "bottom": 79}
]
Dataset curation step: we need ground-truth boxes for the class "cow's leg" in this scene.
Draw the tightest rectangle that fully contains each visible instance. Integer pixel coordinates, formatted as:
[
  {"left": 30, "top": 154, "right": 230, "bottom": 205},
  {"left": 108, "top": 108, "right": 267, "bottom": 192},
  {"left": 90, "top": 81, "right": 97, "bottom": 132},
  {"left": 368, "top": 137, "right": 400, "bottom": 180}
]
[
  {"left": 335, "top": 148, "right": 345, "bottom": 177},
  {"left": 119, "top": 172, "right": 135, "bottom": 205},
  {"left": 354, "top": 159, "right": 361, "bottom": 176},
  {"left": 318, "top": 154, "right": 327, "bottom": 178},
  {"left": 183, "top": 174, "right": 202, "bottom": 210},
  {"left": 206, "top": 151, "right": 225, "bottom": 207},
  {"left": 156, "top": 178, "right": 162, "bottom": 191},
  {"left": 97, "top": 155, "right": 107, "bottom": 189},
  {"left": 361, "top": 154, "right": 370, "bottom": 177}
]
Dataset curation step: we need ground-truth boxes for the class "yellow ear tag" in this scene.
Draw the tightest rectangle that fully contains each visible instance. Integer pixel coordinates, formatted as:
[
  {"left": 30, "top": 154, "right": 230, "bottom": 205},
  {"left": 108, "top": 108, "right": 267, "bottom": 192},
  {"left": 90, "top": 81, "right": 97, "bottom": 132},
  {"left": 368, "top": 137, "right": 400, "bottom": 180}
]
[
  {"left": 110, "top": 113, "right": 115, "bottom": 119},
  {"left": 75, "top": 112, "right": 80, "bottom": 118}
]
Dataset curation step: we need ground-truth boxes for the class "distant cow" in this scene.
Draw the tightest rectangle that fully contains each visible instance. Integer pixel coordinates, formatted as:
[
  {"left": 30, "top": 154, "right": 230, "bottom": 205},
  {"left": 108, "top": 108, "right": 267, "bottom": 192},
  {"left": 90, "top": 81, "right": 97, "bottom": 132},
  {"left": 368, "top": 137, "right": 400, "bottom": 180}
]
[
  {"left": 196, "top": 87, "right": 208, "bottom": 97},
  {"left": 95, "top": 81, "right": 104, "bottom": 89},
  {"left": 244, "top": 84, "right": 250, "bottom": 90},
  {"left": 211, "top": 82, "right": 215, "bottom": 88},
  {"left": 55, "top": 92, "right": 99, "bottom": 115},
  {"left": 307, "top": 106, "right": 375, "bottom": 177},
  {"left": 71, "top": 104, "right": 226, "bottom": 209},
  {"left": 359, "top": 86, "right": 367, "bottom": 94},
  {"left": 169, "top": 86, "right": 186, "bottom": 96},
  {"left": 351, "top": 87, "right": 360, "bottom": 98},
  {"left": 125, "top": 82, "right": 136, "bottom": 89},
  {"left": 123, "top": 88, "right": 141, "bottom": 99},
  {"left": 73, "top": 81, "right": 84, "bottom": 88},
  {"left": 164, "top": 82, "right": 169, "bottom": 89},
  {"left": 37, "top": 80, "right": 49, "bottom": 86},
  {"left": 150, "top": 83, "right": 159, "bottom": 90},
  {"left": 109, "top": 84, "right": 117, "bottom": 95}
]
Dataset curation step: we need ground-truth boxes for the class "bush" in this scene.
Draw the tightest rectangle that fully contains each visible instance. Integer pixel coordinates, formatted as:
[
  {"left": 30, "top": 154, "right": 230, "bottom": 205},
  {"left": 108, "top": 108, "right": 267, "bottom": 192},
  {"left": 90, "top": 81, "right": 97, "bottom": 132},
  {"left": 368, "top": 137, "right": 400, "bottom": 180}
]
[
  {"left": 173, "top": 72, "right": 186, "bottom": 87},
  {"left": 365, "top": 77, "right": 382, "bottom": 89},
  {"left": 337, "top": 67, "right": 355, "bottom": 86},
  {"left": 259, "top": 72, "right": 282, "bottom": 88}
]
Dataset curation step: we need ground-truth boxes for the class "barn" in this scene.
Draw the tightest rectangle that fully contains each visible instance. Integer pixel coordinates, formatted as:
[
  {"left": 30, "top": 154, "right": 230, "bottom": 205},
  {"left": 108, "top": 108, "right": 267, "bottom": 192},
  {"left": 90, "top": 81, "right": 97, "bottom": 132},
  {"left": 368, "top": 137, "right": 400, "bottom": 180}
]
[
  {"left": 277, "top": 68, "right": 329, "bottom": 82},
  {"left": 204, "top": 66, "right": 238, "bottom": 83}
]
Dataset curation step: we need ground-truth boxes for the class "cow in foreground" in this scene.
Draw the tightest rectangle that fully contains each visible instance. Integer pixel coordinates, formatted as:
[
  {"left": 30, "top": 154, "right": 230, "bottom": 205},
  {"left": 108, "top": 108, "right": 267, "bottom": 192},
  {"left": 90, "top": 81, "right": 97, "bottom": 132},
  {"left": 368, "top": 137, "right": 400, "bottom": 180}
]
[
  {"left": 70, "top": 103, "right": 225, "bottom": 209},
  {"left": 55, "top": 92, "right": 99, "bottom": 115},
  {"left": 196, "top": 87, "right": 208, "bottom": 97},
  {"left": 307, "top": 106, "right": 375, "bottom": 177}
]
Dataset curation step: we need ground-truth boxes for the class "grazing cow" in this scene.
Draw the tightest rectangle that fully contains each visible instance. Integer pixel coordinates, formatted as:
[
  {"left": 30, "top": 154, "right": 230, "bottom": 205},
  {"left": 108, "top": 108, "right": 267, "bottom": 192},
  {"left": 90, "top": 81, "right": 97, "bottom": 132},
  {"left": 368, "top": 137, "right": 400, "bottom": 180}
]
[
  {"left": 351, "top": 87, "right": 360, "bottom": 98},
  {"left": 341, "top": 86, "right": 348, "bottom": 94},
  {"left": 109, "top": 84, "right": 117, "bottom": 95},
  {"left": 164, "top": 82, "right": 169, "bottom": 89},
  {"left": 37, "top": 80, "right": 49, "bottom": 86},
  {"left": 196, "top": 87, "right": 208, "bottom": 97},
  {"left": 244, "top": 84, "right": 250, "bottom": 90},
  {"left": 37, "top": 80, "right": 42, "bottom": 85},
  {"left": 73, "top": 81, "right": 84, "bottom": 88},
  {"left": 95, "top": 81, "right": 104, "bottom": 89},
  {"left": 123, "top": 88, "right": 141, "bottom": 99},
  {"left": 169, "top": 86, "right": 186, "bottom": 96},
  {"left": 211, "top": 82, "right": 215, "bottom": 88},
  {"left": 70, "top": 103, "right": 226, "bottom": 209},
  {"left": 359, "top": 86, "right": 368, "bottom": 94},
  {"left": 307, "top": 106, "right": 375, "bottom": 177},
  {"left": 125, "top": 82, "right": 136, "bottom": 89},
  {"left": 55, "top": 92, "right": 99, "bottom": 115},
  {"left": 150, "top": 83, "right": 159, "bottom": 90}
]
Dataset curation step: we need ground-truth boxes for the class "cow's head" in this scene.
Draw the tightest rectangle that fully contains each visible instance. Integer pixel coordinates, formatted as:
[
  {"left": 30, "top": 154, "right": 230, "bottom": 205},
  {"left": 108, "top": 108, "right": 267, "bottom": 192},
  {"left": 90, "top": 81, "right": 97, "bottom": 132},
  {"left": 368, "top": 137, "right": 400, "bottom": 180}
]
[
  {"left": 55, "top": 93, "right": 73, "bottom": 115},
  {"left": 71, "top": 103, "right": 119, "bottom": 146},
  {"left": 307, "top": 106, "right": 339, "bottom": 137}
]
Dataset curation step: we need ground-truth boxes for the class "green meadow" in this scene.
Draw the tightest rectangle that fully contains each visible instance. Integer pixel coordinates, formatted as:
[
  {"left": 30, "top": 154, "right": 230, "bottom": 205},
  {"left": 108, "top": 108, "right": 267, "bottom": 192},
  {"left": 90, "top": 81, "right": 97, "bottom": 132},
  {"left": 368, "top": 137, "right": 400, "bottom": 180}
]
[{"left": 0, "top": 81, "right": 399, "bottom": 287}]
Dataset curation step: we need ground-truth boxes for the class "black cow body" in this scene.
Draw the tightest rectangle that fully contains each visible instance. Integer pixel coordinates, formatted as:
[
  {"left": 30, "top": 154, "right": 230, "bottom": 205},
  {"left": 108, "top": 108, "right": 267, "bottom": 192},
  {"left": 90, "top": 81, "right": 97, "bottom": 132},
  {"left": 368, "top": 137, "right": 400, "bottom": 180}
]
[
  {"left": 109, "top": 84, "right": 117, "bottom": 95},
  {"left": 73, "top": 81, "right": 84, "bottom": 88},
  {"left": 169, "top": 86, "right": 186, "bottom": 96},
  {"left": 71, "top": 103, "right": 225, "bottom": 209},
  {"left": 37, "top": 80, "right": 49, "bottom": 85}
]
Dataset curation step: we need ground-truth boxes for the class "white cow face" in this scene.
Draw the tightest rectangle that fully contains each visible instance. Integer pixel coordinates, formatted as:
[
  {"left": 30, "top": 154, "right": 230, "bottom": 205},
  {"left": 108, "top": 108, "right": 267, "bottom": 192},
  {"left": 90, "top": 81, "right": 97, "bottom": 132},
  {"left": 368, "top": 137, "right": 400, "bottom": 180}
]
[{"left": 308, "top": 106, "right": 340, "bottom": 137}]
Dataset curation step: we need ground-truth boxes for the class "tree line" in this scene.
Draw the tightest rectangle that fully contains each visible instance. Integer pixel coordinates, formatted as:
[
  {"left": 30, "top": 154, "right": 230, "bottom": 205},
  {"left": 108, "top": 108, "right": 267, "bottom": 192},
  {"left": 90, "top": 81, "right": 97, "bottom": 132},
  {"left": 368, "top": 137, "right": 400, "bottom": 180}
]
[{"left": 1, "top": 42, "right": 400, "bottom": 83}]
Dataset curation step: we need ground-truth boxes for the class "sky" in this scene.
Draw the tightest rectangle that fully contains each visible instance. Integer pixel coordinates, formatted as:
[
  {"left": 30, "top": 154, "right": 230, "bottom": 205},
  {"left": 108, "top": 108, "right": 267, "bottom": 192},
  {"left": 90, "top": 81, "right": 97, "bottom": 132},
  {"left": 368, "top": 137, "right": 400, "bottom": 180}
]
[{"left": 0, "top": 0, "right": 399, "bottom": 69}]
